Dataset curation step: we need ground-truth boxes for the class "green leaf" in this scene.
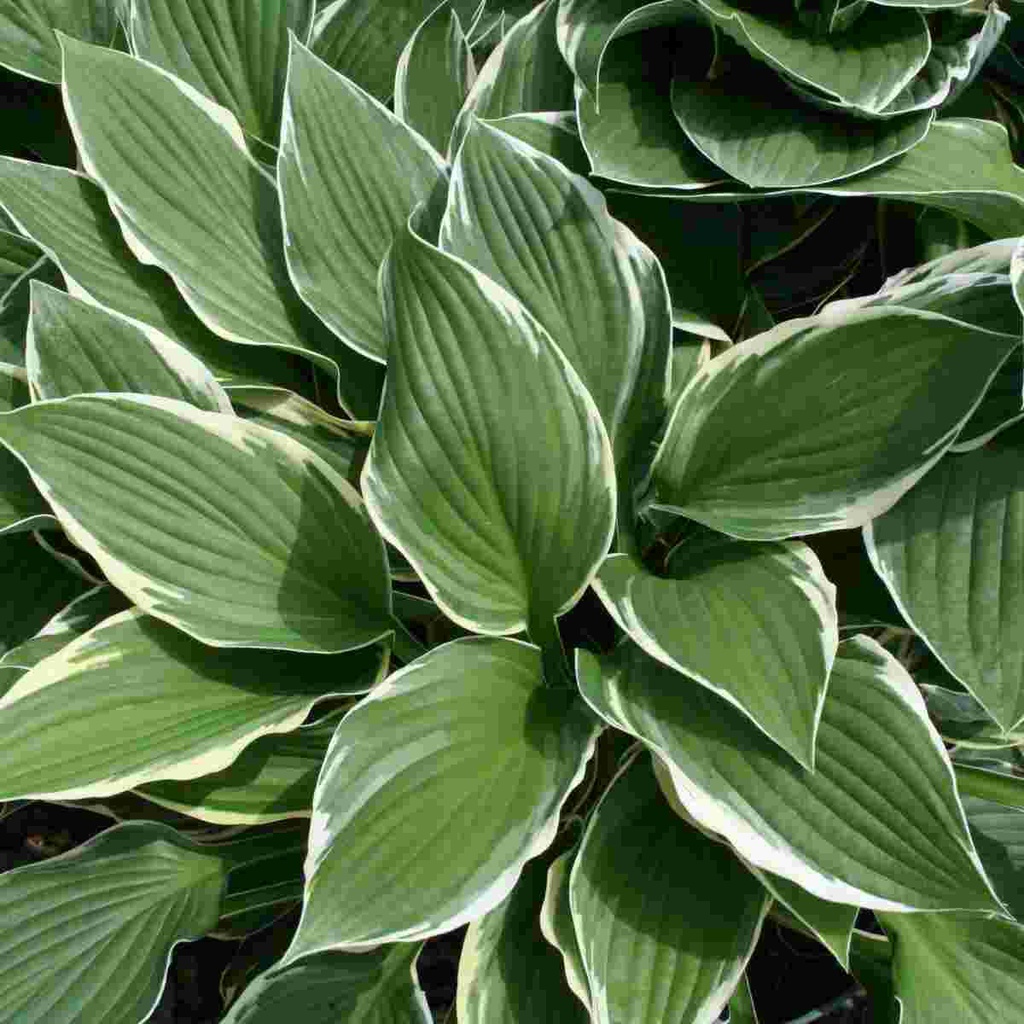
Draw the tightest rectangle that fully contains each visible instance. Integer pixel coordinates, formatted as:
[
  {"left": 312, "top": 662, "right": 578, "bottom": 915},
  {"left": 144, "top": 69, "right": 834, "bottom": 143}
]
[
  {"left": 311, "top": 0, "right": 477, "bottom": 102},
  {"left": 0, "top": 394, "right": 395, "bottom": 652},
  {"left": 0, "top": 533, "right": 90, "bottom": 654},
  {"left": 576, "top": 29, "right": 727, "bottom": 190},
  {"left": 27, "top": 282, "right": 233, "bottom": 411},
  {"left": 457, "top": 845, "right": 590, "bottom": 1024},
  {"left": 593, "top": 536, "right": 836, "bottom": 769},
  {"left": 866, "top": 427, "right": 1024, "bottom": 731},
  {"left": 0, "top": 821, "right": 225, "bottom": 1024},
  {"left": 651, "top": 305, "right": 1019, "bottom": 540},
  {"left": 481, "top": 110, "right": 591, "bottom": 175},
  {"left": 441, "top": 119, "right": 671, "bottom": 476},
  {"left": 0, "top": 158, "right": 310, "bottom": 392},
  {"left": 0, "top": 367, "right": 53, "bottom": 534},
  {"left": 0, "top": 608, "right": 385, "bottom": 801},
  {"left": 670, "top": 47, "right": 935, "bottom": 189},
  {"left": 576, "top": 636, "right": 1002, "bottom": 913},
  {"left": 279, "top": 38, "right": 447, "bottom": 365},
  {"left": 962, "top": 795, "right": 1024, "bottom": 921},
  {"left": 956, "top": 763, "right": 1024, "bottom": 812},
  {"left": 362, "top": 214, "right": 614, "bottom": 638},
  {"left": 878, "top": 911, "right": 1024, "bottom": 1024},
  {"left": 0, "top": 583, "right": 129, "bottom": 670},
  {"left": 287, "top": 637, "right": 598, "bottom": 956},
  {"left": 729, "top": 975, "right": 760, "bottom": 1024},
  {"left": 60, "top": 36, "right": 383, "bottom": 418},
  {"left": 137, "top": 715, "right": 338, "bottom": 825},
  {"left": 222, "top": 942, "right": 431, "bottom": 1024},
  {"left": 0, "top": 0, "right": 120, "bottom": 82},
  {"left": 128, "top": 0, "right": 314, "bottom": 147},
  {"left": 0, "top": 227, "right": 39, "bottom": 287},
  {"left": 694, "top": 0, "right": 930, "bottom": 116},
  {"left": 569, "top": 753, "right": 770, "bottom": 1024},
  {"left": 395, "top": 1, "right": 475, "bottom": 157},
  {"left": 538, "top": 838, "right": 591, "bottom": 1013}
]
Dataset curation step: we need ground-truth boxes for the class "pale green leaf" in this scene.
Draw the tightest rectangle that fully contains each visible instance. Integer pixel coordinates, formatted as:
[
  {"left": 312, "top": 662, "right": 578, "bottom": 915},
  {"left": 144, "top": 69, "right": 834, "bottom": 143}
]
[
  {"left": 0, "top": 821, "right": 225, "bottom": 1024},
  {"left": 593, "top": 535, "right": 836, "bottom": 769},
  {"left": 128, "top": 0, "right": 315, "bottom": 146},
  {"left": 0, "top": 608, "right": 385, "bottom": 801},
  {"left": 879, "top": 911, "right": 1024, "bottom": 1024},
  {"left": 395, "top": 2, "right": 475, "bottom": 157},
  {"left": 362, "top": 214, "right": 615, "bottom": 638},
  {"left": 0, "top": 157, "right": 310, "bottom": 392},
  {"left": 651, "top": 305, "right": 1019, "bottom": 540},
  {"left": 482, "top": 110, "right": 591, "bottom": 175},
  {"left": 27, "top": 281, "right": 233, "bottom": 411},
  {"left": 222, "top": 943, "right": 431, "bottom": 1024},
  {"left": 865, "top": 425, "right": 1024, "bottom": 731},
  {"left": 287, "top": 637, "right": 598, "bottom": 955},
  {"left": 60, "top": 36, "right": 383, "bottom": 418},
  {"left": 0, "top": 0, "right": 120, "bottom": 82},
  {"left": 279, "top": 38, "right": 447, "bottom": 365},
  {"left": 457, "top": 847, "right": 590, "bottom": 1024},
  {"left": 576, "top": 636, "right": 1002, "bottom": 912},
  {"left": 0, "top": 394, "right": 395, "bottom": 652},
  {"left": 569, "top": 753, "right": 770, "bottom": 1024}
]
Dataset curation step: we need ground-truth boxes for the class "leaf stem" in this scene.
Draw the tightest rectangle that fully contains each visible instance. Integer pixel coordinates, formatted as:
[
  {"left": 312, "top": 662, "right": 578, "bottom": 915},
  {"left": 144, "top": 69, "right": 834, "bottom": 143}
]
[{"left": 954, "top": 764, "right": 1024, "bottom": 809}]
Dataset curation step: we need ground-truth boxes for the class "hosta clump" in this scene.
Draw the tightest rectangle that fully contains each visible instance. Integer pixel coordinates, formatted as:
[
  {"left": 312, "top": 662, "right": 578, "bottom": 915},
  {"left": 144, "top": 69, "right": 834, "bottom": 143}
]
[{"left": 1, "top": 2, "right": 1024, "bottom": 1023}]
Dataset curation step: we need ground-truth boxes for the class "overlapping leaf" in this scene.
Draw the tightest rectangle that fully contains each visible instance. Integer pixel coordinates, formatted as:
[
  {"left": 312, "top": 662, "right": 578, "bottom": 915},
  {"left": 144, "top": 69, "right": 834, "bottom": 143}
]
[
  {"left": 0, "top": 362, "right": 52, "bottom": 533},
  {"left": 362, "top": 214, "right": 615, "bottom": 639},
  {"left": 287, "top": 638, "right": 597, "bottom": 956},
  {"left": 0, "top": 394, "right": 395, "bottom": 652},
  {"left": 577, "top": 636, "right": 1001, "bottom": 912},
  {"left": 60, "top": 36, "right": 382, "bottom": 417}
]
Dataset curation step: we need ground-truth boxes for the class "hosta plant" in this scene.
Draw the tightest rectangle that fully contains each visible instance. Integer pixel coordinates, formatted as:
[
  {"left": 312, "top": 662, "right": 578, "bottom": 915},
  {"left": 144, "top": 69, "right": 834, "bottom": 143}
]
[{"left": 1, "top": 2, "right": 1024, "bottom": 1024}]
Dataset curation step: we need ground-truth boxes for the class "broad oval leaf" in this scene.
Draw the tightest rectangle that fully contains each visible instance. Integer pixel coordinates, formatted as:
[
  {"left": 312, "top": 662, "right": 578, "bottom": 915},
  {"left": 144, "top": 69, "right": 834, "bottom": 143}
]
[
  {"left": 457, "top": 846, "right": 590, "bottom": 1024},
  {"left": 865, "top": 426, "right": 1024, "bottom": 732},
  {"left": 651, "top": 305, "right": 1020, "bottom": 540},
  {"left": 128, "top": 0, "right": 315, "bottom": 146},
  {"left": 441, "top": 119, "right": 671, "bottom": 472},
  {"left": 569, "top": 753, "right": 770, "bottom": 1024},
  {"left": 0, "top": 0, "right": 120, "bottom": 82},
  {"left": 592, "top": 534, "right": 837, "bottom": 769},
  {"left": 223, "top": 943, "right": 431, "bottom": 1023},
  {"left": 362, "top": 215, "right": 615, "bottom": 638},
  {"left": 279, "top": 38, "right": 447, "bottom": 365},
  {"left": 0, "top": 821, "right": 225, "bottom": 1024},
  {"left": 878, "top": 911, "right": 1024, "bottom": 1024},
  {"left": 0, "top": 394, "right": 395, "bottom": 652},
  {"left": 576, "top": 636, "right": 1002, "bottom": 913},
  {"left": 0, "top": 158, "right": 306, "bottom": 390},
  {"left": 287, "top": 637, "right": 598, "bottom": 956},
  {"left": 27, "top": 281, "right": 233, "bottom": 410},
  {"left": 539, "top": 837, "right": 591, "bottom": 1013},
  {"left": 60, "top": 36, "right": 383, "bottom": 417},
  {"left": 0, "top": 609, "right": 385, "bottom": 801}
]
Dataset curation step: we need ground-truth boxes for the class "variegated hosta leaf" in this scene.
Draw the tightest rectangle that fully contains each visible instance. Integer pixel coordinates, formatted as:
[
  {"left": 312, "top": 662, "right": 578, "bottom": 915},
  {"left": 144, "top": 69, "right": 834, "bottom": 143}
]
[
  {"left": 27, "top": 282, "right": 233, "bottom": 411},
  {"left": 221, "top": 942, "right": 431, "bottom": 1024},
  {"left": 310, "top": 0, "right": 478, "bottom": 102},
  {"left": 878, "top": 911, "right": 1024, "bottom": 1024},
  {"left": 441, "top": 118, "right": 671, "bottom": 479},
  {"left": 865, "top": 426, "right": 1024, "bottom": 732},
  {"left": 651, "top": 305, "right": 1020, "bottom": 541},
  {"left": 576, "top": 636, "right": 1002, "bottom": 913},
  {"left": 593, "top": 535, "right": 837, "bottom": 769},
  {"left": 0, "top": 158, "right": 310, "bottom": 392},
  {"left": 0, "top": 608, "right": 386, "bottom": 801},
  {"left": 0, "top": 394, "right": 395, "bottom": 652},
  {"left": 0, "top": 584, "right": 129, "bottom": 671},
  {"left": 0, "top": 533, "right": 91, "bottom": 654},
  {"left": 457, "top": 846, "right": 590, "bottom": 1024},
  {"left": 0, "top": 0, "right": 120, "bottom": 82},
  {"left": 362, "top": 214, "right": 615, "bottom": 639},
  {"left": 0, "top": 821, "right": 225, "bottom": 1024},
  {"left": 137, "top": 715, "right": 338, "bottom": 825},
  {"left": 0, "top": 363, "right": 53, "bottom": 534},
  {"left": 279, "top": 38, "right": 447, "bottom": 365},
  {"left": 395, "top": 1, "right": 475, "bottom": 158},
  {"left": 483, "top": 110, "right": 592, "bottom": 175},
  {"left": 539, "top": 836, "right": 591, "bottom": 1013},
  {"left": 60, "top": 36, "right": 383, "bottom": 418},
  {"left": 962, "top": 795, "right": 1024, "bottom": 921},
  {"left": 128, "top": 0, "right": 315, "bottom": 147},
  {"left": 0, "top": 227, "right": 39, "bottom": 288},
  {"left": 569, "top": 754, "right": 770, "bottom": 1024},
  {"left": 286, "top": 638, "right": 598, "bottom": 957}
]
